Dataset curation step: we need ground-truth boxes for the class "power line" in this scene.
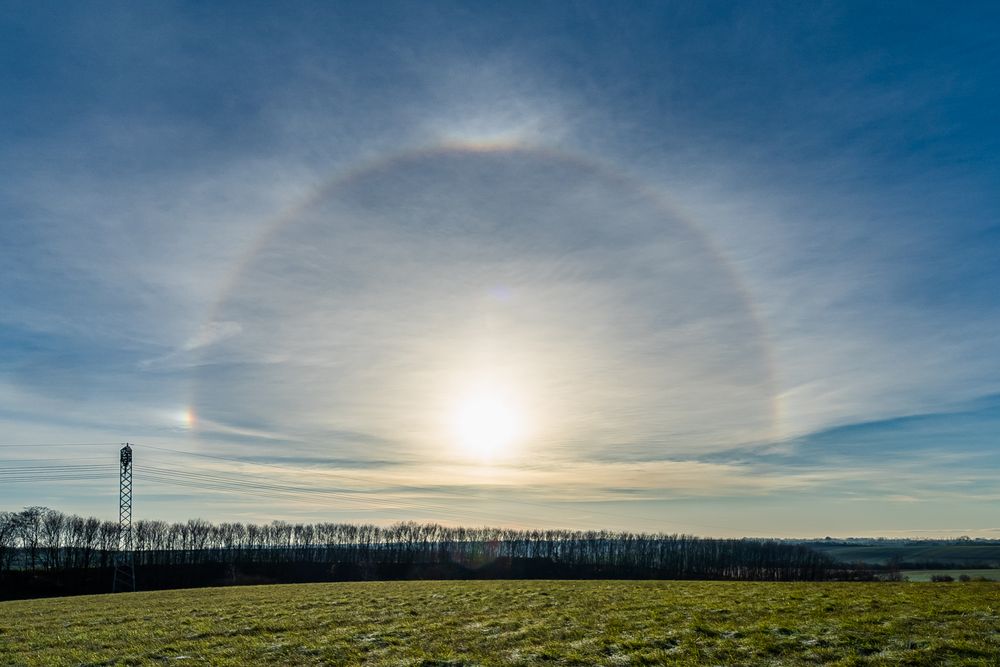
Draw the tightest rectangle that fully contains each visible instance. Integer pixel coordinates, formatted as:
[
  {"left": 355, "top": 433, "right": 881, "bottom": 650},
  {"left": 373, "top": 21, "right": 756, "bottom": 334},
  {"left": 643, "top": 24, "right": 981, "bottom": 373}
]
[
  {"left": 0, "top": 464, "right": 114, "bottom": 471},
  {"left": 0, "top": 456, "right": 111, "bottom": 462},
  {"left": 0, "top": 443, "right": 120, "bottom": 448},
  {"left": 0, "top": 445, "right": 535, "bottom": 525},
  {"left": 135, "top": 467, "right": 555, "bottom": 526},
  {"left": 137, "top": 442, "right": 746, "bottom": 534},
  {"left": 139, "top": 447, "right": 643, "bottom": 526},
  {"left": 0, "top": 440, "right": 766, "bottom": 534}
]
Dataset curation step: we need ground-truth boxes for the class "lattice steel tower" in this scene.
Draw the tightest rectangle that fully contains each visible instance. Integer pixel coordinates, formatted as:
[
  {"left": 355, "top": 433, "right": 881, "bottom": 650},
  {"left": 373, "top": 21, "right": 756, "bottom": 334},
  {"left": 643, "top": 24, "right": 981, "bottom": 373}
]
[{"left": 112, "top": 443, "right": 135, "bottom": 592}]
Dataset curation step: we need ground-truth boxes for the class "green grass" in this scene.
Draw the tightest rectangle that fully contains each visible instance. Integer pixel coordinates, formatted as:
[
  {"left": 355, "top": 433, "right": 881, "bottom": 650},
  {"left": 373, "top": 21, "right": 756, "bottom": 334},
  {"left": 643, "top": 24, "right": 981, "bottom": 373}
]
[
  {"left": 1, "top": 580, "right": 998, "bottom": 665},
  {"left": 902, "top": 569, "right": 999, "bottom": 582}
]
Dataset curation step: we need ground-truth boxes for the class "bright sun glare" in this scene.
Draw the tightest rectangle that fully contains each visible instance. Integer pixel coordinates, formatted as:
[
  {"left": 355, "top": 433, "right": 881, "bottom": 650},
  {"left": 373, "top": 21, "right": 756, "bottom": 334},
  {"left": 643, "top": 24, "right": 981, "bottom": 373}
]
[{"left": 451, "top": 389, "right": 526, "bottom": 460}]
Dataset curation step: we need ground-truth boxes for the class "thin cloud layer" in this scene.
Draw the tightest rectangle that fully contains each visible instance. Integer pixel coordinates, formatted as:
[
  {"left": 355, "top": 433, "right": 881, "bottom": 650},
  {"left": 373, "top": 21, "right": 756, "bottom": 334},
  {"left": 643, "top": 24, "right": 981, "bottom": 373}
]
[
  {"left": 194, "top": 149, "right": 775, "bottom": 466},
  {"left": 1, "top": 3, "right": 999, "bottom": 536}
]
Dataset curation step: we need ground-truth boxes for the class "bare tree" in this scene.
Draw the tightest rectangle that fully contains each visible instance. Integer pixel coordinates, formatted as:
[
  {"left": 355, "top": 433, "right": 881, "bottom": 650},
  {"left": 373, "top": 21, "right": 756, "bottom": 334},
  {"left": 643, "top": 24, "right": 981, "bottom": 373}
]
[
  {"left": 16, "top": 507, "right": 46, "bottom": 571},
  {"left": 41, "top": 509, "right": 66, "bottom": 570}
]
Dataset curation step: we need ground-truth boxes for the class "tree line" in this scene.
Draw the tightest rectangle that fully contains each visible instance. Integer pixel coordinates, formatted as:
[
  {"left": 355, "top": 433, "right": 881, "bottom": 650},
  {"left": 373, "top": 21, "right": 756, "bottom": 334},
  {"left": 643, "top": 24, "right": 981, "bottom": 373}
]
[{"left": 1, "top": 506, "right": 854, "bottom": 598}]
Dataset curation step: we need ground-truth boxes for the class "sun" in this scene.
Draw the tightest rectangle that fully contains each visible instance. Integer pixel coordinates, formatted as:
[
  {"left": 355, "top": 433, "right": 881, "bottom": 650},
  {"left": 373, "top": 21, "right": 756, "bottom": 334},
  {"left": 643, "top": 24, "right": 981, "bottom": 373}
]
[{"left": 450, "top": 388, "right": 526, "bottom": 460}]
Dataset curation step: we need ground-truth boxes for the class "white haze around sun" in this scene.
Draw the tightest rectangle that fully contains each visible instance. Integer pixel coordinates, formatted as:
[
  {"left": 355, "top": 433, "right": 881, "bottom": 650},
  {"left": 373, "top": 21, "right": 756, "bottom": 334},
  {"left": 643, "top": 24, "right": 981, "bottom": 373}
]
[{"left": 193, "top": 150, "right": 774, "bottom": 470}]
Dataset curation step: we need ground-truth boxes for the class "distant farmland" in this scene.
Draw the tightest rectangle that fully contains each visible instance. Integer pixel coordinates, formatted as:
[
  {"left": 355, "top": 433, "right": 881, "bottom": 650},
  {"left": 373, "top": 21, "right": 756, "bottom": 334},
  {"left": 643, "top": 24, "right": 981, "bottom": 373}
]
[
  {"left": 1, "top": 580, "right": 997, "bottom": 665},
  {"left": 902, "top": 569, "right": 998, "bottom": 582},
  {"left": 809, "top": 542, "right": 1000, "bottom": 567}
]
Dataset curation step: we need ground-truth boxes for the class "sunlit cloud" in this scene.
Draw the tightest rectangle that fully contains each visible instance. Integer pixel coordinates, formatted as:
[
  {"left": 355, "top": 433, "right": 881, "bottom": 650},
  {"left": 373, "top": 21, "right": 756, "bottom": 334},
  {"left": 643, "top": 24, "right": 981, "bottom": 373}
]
[{"left": 416, "top": 59, "right": 576, "bottom": 151}]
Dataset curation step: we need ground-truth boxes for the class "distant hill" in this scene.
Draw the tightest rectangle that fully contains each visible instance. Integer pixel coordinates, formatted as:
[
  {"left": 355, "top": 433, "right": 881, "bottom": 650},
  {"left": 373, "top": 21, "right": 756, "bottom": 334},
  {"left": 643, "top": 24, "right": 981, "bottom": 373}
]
[{"left": 807, "top": 542, "right": 1000, "bottom": 567}]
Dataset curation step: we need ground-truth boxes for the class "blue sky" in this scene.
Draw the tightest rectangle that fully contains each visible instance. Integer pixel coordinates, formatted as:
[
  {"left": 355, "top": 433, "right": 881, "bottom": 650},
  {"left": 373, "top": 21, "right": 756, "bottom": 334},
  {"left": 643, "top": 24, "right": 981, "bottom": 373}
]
[{"left": 2, "top": 2, "right": 999, "bottom": 536}]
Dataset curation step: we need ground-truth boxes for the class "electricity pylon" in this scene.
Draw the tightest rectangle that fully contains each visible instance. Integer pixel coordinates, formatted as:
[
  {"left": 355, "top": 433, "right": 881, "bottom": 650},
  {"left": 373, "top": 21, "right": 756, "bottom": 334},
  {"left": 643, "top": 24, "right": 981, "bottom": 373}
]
[{"left": 112, "top": 443, "right": 135, "bottom": 593}]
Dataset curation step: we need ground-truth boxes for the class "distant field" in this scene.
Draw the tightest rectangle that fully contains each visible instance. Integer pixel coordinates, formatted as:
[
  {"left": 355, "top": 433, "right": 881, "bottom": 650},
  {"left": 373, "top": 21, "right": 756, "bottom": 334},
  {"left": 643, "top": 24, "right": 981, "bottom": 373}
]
[
  {"left": 810, "top": 543, "right": 1000, "bottom": 566},
  {"left": 1, "top": 581, "right": 998, "bottom": 665},
  {"left": 902, "top": 569, "right": 999, "bottom": 582}
]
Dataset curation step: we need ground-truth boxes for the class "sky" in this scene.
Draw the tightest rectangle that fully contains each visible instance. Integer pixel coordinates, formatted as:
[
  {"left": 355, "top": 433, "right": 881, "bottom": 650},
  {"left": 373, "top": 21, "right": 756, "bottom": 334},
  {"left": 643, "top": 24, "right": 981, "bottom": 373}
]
[{"left": 2, "top": 1, "right": 999, "bottom": 537}]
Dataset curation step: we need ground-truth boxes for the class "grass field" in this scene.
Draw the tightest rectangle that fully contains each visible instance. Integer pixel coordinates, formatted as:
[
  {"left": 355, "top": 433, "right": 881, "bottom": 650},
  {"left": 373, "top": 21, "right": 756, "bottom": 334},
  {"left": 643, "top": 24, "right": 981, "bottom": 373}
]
[{"left": 1, "top": 580, "right": 998, "bottom": 665}]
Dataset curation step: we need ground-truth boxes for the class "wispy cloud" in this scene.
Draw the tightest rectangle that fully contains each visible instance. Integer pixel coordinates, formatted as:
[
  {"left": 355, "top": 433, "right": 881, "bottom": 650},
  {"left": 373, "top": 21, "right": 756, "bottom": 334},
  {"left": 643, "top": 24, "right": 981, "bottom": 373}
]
[
  {"left": 139, "top": 321, "right": 243, "bottom": 370},
  {"left": 2, "top": 3, "right": 999, "bottom": 534}
]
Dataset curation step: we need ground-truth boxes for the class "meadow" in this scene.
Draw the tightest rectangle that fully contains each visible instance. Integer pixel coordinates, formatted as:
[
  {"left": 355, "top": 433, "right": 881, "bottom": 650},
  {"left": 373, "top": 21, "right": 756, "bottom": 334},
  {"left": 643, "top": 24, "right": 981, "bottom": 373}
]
[{"left": 1, "top": 580, "right": 998, "bottom": 665}]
